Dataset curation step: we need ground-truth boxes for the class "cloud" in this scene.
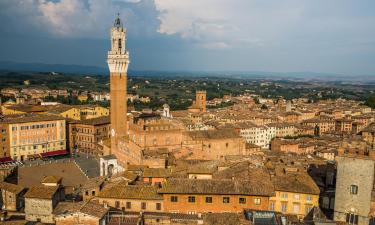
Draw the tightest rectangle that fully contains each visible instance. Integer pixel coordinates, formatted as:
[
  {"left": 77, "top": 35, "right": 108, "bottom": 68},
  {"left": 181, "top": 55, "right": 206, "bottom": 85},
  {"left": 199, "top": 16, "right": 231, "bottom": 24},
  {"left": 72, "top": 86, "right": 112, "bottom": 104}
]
[
  {"left": 201, "top": 42, "right": 230, "bottom": 50},
  {"left": 0, "top": 0, "right": 374, "bottom": 74},
  {"left": 0, "top": 0, "right": 154, "bottom": 38},
  {"left": 153, "top": 0, "right": 375, "bottom": 51},
  {"left": 153, "top": 0, "right": 306, "bottom": 48}
]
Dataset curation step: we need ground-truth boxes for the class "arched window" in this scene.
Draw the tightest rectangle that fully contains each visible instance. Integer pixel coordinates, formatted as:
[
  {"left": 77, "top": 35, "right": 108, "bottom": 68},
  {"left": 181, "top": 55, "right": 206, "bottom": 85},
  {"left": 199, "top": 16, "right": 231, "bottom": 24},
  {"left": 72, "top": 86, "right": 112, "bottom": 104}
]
[{"left": 118, "top": 39, "right": 122, "bottom": 50}]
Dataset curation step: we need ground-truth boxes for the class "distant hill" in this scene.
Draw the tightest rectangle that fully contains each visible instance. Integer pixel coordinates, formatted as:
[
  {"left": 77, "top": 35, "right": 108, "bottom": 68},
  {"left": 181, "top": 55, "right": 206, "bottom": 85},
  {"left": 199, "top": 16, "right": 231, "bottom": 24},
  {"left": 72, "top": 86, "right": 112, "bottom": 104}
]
[
  {"left": 0, "top": 61, "right": 373, "bottom": 82},
  {"left": 0, "top": 61, "right": 108, "bottom": 75}
]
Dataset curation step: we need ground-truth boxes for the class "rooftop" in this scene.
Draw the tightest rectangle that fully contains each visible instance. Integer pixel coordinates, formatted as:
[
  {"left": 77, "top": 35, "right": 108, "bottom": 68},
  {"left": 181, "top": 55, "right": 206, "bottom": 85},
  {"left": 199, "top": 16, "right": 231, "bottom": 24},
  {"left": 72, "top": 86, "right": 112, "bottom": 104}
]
[
  {"left": 54, "top": 201, "right": 108, "bottom": 218},
  {"left": 0, "top": 113, "right": 65, "bottom": 124},
  {"left": 159, "top": 178, "right": 274, "bottom": 196},
  {"left": 98, "top": 182, "right": 162, "bottom": 200},
  {"left": 0, "top": 181, "right": 25, "bottom": 194},
  {"left": 272, "top": 167, "right": 320, "bottom": 195},
  {"left": 186, "top": 129, "right": 240, "bottom": 140},
  {"left": 24, "top": 185, "right": 59, "bottom": 199}
]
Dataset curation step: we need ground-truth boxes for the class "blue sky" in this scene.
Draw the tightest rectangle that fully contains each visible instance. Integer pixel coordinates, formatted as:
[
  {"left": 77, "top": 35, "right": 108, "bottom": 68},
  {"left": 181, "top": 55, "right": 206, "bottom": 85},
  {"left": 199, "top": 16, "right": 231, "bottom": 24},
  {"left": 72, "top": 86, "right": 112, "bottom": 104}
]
[{"left": 0, "top": 0, "right": 374, "bottom": 75}]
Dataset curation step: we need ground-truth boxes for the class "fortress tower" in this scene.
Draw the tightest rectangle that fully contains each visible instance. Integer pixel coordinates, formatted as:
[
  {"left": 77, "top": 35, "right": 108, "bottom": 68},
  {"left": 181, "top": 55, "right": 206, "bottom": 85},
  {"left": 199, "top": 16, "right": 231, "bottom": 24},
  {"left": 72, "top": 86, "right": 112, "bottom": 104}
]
[
  {"left": 108, "top": 15, "right": 129, "bottom": 161},
  {"left": 195, "top": 90, "right": 207, "bottom": 112}
]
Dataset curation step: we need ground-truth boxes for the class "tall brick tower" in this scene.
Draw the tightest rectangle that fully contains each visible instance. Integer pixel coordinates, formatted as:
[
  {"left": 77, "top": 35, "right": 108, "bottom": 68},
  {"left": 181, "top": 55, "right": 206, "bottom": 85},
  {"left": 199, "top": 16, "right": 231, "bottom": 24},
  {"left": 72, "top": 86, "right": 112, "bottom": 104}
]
[
  {"left": 108, "top": 15, "right": 129, "bottom": 156},
  {"left": 196, "top": 90, "right": 207, "bottom": 112}
]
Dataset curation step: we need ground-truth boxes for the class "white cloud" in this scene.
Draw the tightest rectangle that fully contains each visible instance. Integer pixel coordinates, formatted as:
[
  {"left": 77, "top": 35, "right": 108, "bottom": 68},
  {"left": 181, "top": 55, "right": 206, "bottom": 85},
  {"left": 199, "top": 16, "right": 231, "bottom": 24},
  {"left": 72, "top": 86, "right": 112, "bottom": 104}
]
[
  {"left": 36, "top": 0, "right": 119, "bottom": 37},
  {"left": 153, "top": 0, "right": 307, "bottom": 48},
  {"left": 201, "top": 42, "right": 230, "bottom": 50},
  {"left": 1, "top": 0, "right": 146, "bottom": 38}
]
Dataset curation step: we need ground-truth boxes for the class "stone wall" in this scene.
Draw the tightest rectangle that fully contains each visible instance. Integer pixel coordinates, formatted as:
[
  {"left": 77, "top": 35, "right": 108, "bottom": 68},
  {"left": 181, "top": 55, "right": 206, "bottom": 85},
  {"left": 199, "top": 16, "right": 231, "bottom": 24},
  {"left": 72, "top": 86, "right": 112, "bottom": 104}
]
[
  {"left": 334, "top": 156, "right": 374, "bottom": 225},
  {"left": 25, "top": 198, "right": 54, "bottom": 223}
]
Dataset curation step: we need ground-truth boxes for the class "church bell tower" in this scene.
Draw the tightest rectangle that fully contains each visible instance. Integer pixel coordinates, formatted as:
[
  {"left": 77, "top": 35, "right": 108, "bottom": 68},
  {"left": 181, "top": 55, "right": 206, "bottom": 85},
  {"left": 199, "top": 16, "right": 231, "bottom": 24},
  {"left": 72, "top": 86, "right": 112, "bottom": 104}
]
[{"left": 108, "top": 14, "right": 129, "bottom": 158}]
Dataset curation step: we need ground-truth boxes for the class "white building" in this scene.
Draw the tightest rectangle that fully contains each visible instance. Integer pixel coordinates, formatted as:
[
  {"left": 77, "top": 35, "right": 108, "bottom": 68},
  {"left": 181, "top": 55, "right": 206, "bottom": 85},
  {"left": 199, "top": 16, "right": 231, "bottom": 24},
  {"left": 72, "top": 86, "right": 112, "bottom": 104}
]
[{"left": 235, "top": 122, "right": 276, "bottom": 149}]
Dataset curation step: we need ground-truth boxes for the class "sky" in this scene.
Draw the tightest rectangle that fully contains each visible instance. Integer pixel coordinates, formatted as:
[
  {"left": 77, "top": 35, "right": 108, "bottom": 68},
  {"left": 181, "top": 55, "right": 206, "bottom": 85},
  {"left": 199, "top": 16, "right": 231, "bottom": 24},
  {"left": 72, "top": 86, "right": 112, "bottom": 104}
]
[{"left": 0, "top": 0, "right": 374, "bottom": 75}]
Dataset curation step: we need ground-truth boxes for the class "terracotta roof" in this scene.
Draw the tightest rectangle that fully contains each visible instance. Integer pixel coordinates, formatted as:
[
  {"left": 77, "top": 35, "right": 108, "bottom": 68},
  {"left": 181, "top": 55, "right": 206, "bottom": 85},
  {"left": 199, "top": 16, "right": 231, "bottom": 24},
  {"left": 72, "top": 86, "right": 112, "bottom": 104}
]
[
  {"left": 24, "top": 185, "right": 59, "bottom": 199},
  {"left": 98, "top": 182, "right": 162, "bottom": 200},
  {"left": 203, "top": 213, "right": 246, "bottom": 225},
  {"left": 171, "top": 110, "right": 189, "bottom": 118},
  {"left": 363, "top": 123, "right": 375, "bottom": 132},
  {"left": 45, "top": 104, "right": 76, "bottom": 114},
  {"left": 78, "top": 116, "right": 110, "bottom": 126},
  {"left": 143, "top": 168, "right": 170, "bottom": 178},
  {"left": 110, "top": 171, "right": 138, "bottom": 182},
  {"left": 0, "top": 114, "right": 65, "bottom": 124},
  {"left": 0, "top": 182, "right": 25, "bottom": 194},
  {"left": 41, "top": 175, "right": 62, "bottom": 184},
  {"left": 82, "top": 177, "right": 105, "bottom": 190},
  {"left": 159, "top": 178, "right": 274, "bottom": 196},
  {"left": 54, "top": 201, "right": 108, "bottom": 218},
  {"left": 187, "top": 165, "right": 217, "bottom": 175},
  {"left": 272, "top": 170, "right": 320, "bottom": 195},
  {"left": 5, "top": 104, "right": 50, "bottom": 113}
]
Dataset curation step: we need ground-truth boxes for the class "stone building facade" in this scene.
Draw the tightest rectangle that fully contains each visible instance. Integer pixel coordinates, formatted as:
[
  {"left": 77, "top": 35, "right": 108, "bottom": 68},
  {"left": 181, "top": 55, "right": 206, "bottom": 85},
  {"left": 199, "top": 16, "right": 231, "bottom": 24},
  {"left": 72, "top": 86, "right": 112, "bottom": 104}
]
[
  {"left": 159, "top": 178, "right": 273, "bottom": 214},
  {"left": 0, "top": 182, "right": 26, "bottom": 211},
  {"left": 68, "top": 116, "right": 110, "bottom": 156},
  {"left": 181, "top": 129, "right": 247, "bottom": 160},
  {"left": 0, "top": 114, "right": 67, "bottom": 161},
  {"left": 128, "top": 113, "right": 184, "bottom": 152},
  {"left": 24, "top": 185, "right": 64, "bottom": 223},
  {"left": 334, "top": 156, "right": 375, "bottom": 225}
]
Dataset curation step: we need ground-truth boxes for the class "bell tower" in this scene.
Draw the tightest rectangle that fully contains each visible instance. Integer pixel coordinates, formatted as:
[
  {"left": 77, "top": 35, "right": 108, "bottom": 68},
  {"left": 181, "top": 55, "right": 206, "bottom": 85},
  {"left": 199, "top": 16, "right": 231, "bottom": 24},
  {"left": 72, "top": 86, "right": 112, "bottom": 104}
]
[{"left": 108, "top": 14, "right": 129, "bottom": 158}]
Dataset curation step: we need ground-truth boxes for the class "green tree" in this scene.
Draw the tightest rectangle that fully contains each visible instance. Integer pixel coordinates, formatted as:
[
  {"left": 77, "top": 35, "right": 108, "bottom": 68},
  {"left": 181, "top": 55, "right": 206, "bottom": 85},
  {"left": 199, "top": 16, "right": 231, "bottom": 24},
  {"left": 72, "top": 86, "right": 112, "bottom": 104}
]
[{"left": 365, "top": 95, "right": 375, "bottom": 108}]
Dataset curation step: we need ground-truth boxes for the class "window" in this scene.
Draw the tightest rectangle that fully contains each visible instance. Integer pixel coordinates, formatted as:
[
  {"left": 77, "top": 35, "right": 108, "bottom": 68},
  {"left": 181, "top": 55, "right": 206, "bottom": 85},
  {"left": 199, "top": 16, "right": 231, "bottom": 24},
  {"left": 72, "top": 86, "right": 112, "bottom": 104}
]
[
  {"left": 281, "top": 193, "right": 288, "bottom": 199},
  {"left": 156, "top": 203, "right": 161, "bottom": 210},
  {"left": 126, "top": 202, "right": 131, "bottom": 209},
  {"left": 269, "top": 201, "right": 275, "bottom": 211},
  {"left": 118, "top": 38, "right": 122, "bottom": 50},
  {"left": 346, "top": 213, "right": 359, "bottom": 225},
  {"left": 171, "top": 196, "right": 178, "bottom": 202},
  {"left": 85, "top": 191, "right": 89, "bottom": 196},
  {"left": 115, "top": 201, "right": 120, "bottom": 208},
  {"left": 239, "top": 197, "right": 246, "bottom": 204},
  {"left": 305, "top": 204, "right": 313, "bottom": 215},
  {"left": 188, "top": 196, "right": 196, "bottom": 203},
  {"left": 306, "top": 195, "right": 312, "bottom": 202},
  {"left": 294, "top": 194, "right": 300, "bottom": 200},
  {"left": 206, "top": 197, "right": 213, "bottom": 203},
  {"left": 350, "top": 185, "right": 358, "bottom": 195},
  {"left": 281, "top": 202, "right": 288, "bottom": 213},
  {"left": 223, "top": 197, "right": 230, "bottom": 204},
  {"left": 254, "top": 198, "right": 261, "bottom": 205},
  {"left": 293, "top": 203, "right": 300, "bottom": 214},
  {"left": 141, "top": 202, "right": 146, "bottom": 210}
]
